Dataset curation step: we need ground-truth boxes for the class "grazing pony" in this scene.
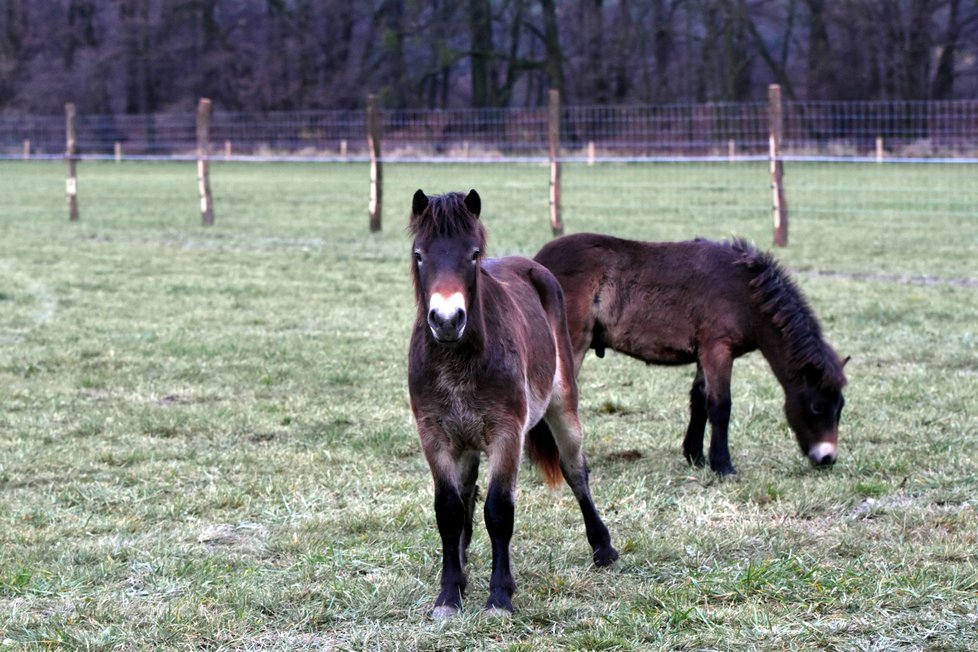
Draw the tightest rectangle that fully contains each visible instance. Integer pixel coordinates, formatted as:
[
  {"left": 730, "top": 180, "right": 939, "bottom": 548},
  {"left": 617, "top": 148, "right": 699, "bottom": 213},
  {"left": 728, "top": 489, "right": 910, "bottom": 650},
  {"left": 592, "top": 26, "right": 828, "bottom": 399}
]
[
  {"left": 534, "top": 233, "right": 848, "bottom": 475},
  {"left": 407, "top": 191, "right": 618, "bottom": 618}
]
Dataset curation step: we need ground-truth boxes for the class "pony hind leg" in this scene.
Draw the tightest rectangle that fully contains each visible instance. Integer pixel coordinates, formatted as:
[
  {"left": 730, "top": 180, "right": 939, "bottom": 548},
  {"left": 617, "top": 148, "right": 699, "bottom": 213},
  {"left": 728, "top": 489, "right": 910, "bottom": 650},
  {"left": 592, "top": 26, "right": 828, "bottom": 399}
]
[
  {"left": 544, "top": 405, "right": 619, "bottom": 567},
  {"left": 682, "top": 364, "right": 708, "bottom": 468}
]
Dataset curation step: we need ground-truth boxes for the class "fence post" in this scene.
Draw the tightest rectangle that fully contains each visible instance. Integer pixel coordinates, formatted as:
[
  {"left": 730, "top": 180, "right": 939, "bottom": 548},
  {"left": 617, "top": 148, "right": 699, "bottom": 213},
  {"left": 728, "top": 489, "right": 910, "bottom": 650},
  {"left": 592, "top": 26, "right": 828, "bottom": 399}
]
[
  {"left": 587, "top": 141, "right": 595, "bottom": 166},
  {"left": 65, "top": 103, "right": 79, "bottom": 221},
  {"left": 548, "top": 88, "right": 563, "bottom": 236},
  {"left": 224, "top": 139, "right": 232, "bottom": 160},
  {"left": 23, "top": 139, "right": 30, "bottom": 160},
  {"left": 768, "top": 84, "right": 787, "bottom": 247},
  {"left": 114, "top": 141, "right": 122, "bottom": 162},
  {"left": 197, "top": 98, "right": 215, "bottom": 226},
  {"left": 366, "top": 94, "right": 382, "bottom": 232},
  {"left": 875, "top": 136, "right": 884, "bottom": 163}
]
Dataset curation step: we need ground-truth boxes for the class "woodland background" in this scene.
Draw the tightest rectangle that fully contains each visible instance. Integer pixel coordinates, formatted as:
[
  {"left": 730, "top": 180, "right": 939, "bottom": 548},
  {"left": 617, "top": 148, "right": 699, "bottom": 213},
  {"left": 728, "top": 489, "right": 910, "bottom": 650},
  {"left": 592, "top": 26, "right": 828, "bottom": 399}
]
[{"left": 1, "top": 0, "right": 977, "bottom": 116}]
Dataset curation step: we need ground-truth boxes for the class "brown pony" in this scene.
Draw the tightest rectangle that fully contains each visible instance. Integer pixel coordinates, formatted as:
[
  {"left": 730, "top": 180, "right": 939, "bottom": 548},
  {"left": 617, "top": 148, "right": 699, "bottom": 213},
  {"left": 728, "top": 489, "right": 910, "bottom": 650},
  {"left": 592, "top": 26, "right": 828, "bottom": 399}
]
[
  {"left": 534, "top": 233, "right": 848, "bottom": 476},
  {"left": 407, "top": 191, "right": 618, "bottom": 618}
]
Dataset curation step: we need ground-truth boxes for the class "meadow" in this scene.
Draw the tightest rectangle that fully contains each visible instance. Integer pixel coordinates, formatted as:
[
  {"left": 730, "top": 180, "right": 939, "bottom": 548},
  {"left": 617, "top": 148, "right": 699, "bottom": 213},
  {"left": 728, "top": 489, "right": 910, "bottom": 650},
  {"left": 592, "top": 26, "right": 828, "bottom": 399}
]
[{"left": 1, "top": 160, "right": 976, "bottom": 650}]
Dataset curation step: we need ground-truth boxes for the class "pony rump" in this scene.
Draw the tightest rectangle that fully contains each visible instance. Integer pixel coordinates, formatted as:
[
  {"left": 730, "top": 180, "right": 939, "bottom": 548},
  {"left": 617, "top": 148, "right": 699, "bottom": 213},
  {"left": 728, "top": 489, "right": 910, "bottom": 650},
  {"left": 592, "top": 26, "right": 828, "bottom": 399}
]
[{"left": 731, "top": 239, "right": 847, "bottom": 390}]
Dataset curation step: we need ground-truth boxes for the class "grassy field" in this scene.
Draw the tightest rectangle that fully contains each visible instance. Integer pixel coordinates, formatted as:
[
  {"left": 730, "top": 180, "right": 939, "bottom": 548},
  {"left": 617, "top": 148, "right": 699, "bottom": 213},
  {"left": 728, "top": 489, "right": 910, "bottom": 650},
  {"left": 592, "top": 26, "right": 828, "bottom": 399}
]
[{"left": 1, "top": 160, "right": 976, "bottom": 650}]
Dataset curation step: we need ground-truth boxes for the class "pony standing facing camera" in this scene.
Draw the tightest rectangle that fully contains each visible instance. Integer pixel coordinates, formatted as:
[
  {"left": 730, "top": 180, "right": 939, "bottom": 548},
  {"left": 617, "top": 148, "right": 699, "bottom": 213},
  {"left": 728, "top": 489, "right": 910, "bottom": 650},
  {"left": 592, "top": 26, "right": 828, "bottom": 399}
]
[{"left": 407, "top": 189, "right": 618, "bottom": 618}]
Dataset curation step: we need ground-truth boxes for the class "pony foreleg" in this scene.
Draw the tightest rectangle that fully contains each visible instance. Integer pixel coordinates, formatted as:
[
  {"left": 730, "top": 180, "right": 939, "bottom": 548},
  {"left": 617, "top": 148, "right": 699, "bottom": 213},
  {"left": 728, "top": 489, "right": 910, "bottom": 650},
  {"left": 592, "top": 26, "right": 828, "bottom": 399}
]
[
  {"left": 484, "top": 478, "right": 517, "bottom": 614},
  {"left": 459, "top": 451, "right": 480, "bottom": 563},
  {"left": 483, "top": 427, "right": 529, "bottom": 615},
  {"left": 432, "top": 477, "right": 467, "bottom": 618},
  {"left": 701, "top": 345, "right": 736, "bottom": 475},
  {"left": 707, "top": 394, "right": 734, "bottom": 475},
  {"left": 683, "top": 364, "right": 708, "bottom": 468}
]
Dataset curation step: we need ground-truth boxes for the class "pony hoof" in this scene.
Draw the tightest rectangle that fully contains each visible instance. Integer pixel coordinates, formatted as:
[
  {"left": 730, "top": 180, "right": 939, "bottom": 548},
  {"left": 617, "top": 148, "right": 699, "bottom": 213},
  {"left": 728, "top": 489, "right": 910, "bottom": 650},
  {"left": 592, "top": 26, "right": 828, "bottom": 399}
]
[
  {"left": 431, "top": 605, "right": 460, "bottom": 620},
  {"left": 685, "top": 453, "right": 706, "bottom": 468},
  {"left": 711, "top": 462, "right": 736, "bottom": 476},
  {"left": 482, "top": 606, "right": 513, "bottom": 619},
  {"left": 593, "top": 545, "right": 620, "bottom": 567}
]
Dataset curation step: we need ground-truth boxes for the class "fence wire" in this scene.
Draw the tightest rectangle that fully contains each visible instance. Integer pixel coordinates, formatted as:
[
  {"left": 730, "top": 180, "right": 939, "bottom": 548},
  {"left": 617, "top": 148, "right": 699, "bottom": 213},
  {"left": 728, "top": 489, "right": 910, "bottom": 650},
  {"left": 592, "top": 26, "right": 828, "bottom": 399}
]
[{"left": 3, "top": 100, "right": 977, "bottom": 162}]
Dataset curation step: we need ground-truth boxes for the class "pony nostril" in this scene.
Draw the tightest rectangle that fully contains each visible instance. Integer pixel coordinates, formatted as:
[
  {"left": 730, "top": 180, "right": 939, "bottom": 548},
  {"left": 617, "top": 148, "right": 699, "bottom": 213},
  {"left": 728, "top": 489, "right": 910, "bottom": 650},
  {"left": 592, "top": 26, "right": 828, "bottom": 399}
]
[
  {"left": 428, "top": 292, "right": 466, "bottom": 337},
  {"left": 815, "top": 453, "right": 836, "bottom": 466},
  {"left": 428, "top": 306, "right": 466, "bottom": 338},
  {"left": 808, "top": 441, "right": 837, "bottom": 467}
]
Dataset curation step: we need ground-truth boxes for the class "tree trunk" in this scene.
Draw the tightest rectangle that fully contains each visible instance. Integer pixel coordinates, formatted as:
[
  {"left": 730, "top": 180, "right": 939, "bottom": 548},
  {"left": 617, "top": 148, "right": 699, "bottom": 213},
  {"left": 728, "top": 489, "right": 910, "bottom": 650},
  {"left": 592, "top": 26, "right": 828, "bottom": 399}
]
[
  {"left": 804, "top": 0, "right": 834, "bottom": 99},
  {"left": 930, "top": 0, "right": 960, "bottom": 99},
  {"left": 539, "top": 0, "right": 564, "bottom": 95},
  {"left": 468, "top": 0, "right": 493, "bottom": 107}
]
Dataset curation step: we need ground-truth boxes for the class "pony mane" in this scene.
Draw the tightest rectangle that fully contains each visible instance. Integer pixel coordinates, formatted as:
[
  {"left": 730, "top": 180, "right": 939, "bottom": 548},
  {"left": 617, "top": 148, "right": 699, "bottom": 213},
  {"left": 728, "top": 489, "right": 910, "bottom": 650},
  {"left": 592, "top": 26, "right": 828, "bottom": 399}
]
[
  {"left": 728, "top": 239, "right": 847, "bottom": 389},
  {"left": 408, "top": 192, "right": 487, "bottom": 251}
]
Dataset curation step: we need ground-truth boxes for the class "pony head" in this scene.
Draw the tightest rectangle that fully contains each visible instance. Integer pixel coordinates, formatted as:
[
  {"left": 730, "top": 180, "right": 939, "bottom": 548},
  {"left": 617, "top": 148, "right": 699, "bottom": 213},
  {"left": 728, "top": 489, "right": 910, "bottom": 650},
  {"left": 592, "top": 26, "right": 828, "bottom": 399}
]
[
  {"left": 784, "top": 356, "right": 848, "bottom": 466},
  {"left": 409, "top": 189, "right": 485, "bottom": 343}
]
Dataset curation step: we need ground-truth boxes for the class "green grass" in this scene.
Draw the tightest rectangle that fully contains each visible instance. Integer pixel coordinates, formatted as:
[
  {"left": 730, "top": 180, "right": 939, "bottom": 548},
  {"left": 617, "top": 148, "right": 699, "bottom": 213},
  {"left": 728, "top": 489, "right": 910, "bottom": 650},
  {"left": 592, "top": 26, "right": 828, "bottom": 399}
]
[{"left": 1, "top": 160, "right": 976, "bottom": 650}]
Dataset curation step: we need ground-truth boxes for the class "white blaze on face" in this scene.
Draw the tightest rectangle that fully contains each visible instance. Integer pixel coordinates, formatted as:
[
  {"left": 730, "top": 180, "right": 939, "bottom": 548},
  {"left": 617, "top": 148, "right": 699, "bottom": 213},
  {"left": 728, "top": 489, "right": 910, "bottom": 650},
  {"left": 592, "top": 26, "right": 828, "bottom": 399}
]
[{"left": 808, "top": 441, "right": 837, "bottom": 464}]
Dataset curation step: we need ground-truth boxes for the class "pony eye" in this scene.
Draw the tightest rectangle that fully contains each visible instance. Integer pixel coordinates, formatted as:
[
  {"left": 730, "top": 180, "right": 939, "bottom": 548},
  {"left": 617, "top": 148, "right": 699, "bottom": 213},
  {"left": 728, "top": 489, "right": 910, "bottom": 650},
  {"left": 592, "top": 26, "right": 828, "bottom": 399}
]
[
  {"left": 414, "top": 251, "right": 423, "bottom": 264},
  {"left": 810, "top": 402, "right": 824, "bottom": 415},
  {"left": 471, "top": 249, "right": 481, "bottom": 262}
]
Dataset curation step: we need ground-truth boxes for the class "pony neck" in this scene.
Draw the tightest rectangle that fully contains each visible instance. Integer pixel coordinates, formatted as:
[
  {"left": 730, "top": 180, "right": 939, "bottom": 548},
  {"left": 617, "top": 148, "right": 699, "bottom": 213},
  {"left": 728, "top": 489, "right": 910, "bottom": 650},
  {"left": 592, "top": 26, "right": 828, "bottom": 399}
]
[{"left": 755, "top": 319, "right": 805, "bottom": 391}]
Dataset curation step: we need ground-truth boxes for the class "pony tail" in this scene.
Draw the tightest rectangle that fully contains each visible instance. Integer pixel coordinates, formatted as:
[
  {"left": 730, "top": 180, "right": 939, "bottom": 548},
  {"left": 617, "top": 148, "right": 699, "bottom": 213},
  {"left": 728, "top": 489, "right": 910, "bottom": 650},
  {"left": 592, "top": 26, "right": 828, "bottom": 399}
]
[{"left": 526, "top": 421, "right": 563, "bottom": 488}]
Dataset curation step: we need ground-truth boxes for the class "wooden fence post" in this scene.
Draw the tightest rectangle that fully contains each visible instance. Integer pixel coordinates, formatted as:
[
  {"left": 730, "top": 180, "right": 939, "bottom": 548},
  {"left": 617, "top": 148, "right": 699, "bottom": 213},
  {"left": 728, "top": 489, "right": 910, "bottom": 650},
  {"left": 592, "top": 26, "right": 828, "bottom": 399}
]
[
  {"left": 197, "top": 98, "right": 214, "bottom": 225},
  {"left": 366, "top": 94, "right": 382, "bottom": 232},
  {"left": 114, "top": 141, "right": 122, "bottom": 162},
  {"left": 548, "top": 88, "right": 563, "bottom": 236},
  {"left": 22, "top": 139, "right": 30, "bottom": 160},
  {"left": 875, "top": 136, "right": 884, "bottom": 162},
  {"left": 65, "top": 103, "right": 79, "bottom": 221},
  {"left": 768, "top": 84, "right": 787, "bottom": 247}
]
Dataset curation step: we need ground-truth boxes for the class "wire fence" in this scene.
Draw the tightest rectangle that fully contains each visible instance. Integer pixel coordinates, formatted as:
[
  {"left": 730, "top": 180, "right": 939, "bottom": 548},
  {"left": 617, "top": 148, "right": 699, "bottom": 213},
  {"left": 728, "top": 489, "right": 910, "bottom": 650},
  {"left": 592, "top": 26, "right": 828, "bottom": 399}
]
[
  {"left": 3, "top": 100, "right": 978, "bottom": 162},
  {"left": 1, "top": 97, "right": 976, "bottom": 246}
]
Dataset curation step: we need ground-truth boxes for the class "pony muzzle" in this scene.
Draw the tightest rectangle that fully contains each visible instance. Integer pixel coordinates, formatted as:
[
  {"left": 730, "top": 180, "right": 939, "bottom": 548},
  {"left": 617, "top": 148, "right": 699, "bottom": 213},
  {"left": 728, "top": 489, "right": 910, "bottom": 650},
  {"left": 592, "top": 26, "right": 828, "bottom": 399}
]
[
  {"left": 427, "top": 291, "right": 467, "bottom": 342},
  {"left": 807, "top": 440, "right": 838, "bottom": 467}
]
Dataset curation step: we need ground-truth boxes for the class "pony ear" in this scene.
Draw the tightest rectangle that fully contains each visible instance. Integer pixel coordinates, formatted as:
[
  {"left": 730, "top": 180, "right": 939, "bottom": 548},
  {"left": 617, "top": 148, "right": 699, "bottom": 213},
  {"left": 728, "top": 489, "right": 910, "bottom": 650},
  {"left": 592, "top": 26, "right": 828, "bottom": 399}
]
[
  {"left": 464, "top": 189, "right": 481, "bottom": 218},
  {"left": 412, "top": 189, "right": 429, "bottom": 216},
  {"left": 842, "top": 355, "right": 851, "bottom": 368}
]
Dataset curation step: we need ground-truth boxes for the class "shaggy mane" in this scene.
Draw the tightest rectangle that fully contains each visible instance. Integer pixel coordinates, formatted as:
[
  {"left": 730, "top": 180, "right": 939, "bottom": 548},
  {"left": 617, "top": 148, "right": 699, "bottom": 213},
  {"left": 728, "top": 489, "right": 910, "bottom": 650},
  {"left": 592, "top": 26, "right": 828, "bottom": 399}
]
[{"left": 728, "top": 238, "right": 847, "bottom": 390}]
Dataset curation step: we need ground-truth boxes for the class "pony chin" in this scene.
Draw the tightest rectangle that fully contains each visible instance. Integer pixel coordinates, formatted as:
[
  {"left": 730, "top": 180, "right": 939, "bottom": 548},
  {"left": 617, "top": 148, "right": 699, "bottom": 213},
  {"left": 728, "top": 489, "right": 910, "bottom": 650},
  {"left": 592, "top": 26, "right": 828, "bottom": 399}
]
[{"left": 429, "top": 323, "right": 465, "bottom": 343}]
